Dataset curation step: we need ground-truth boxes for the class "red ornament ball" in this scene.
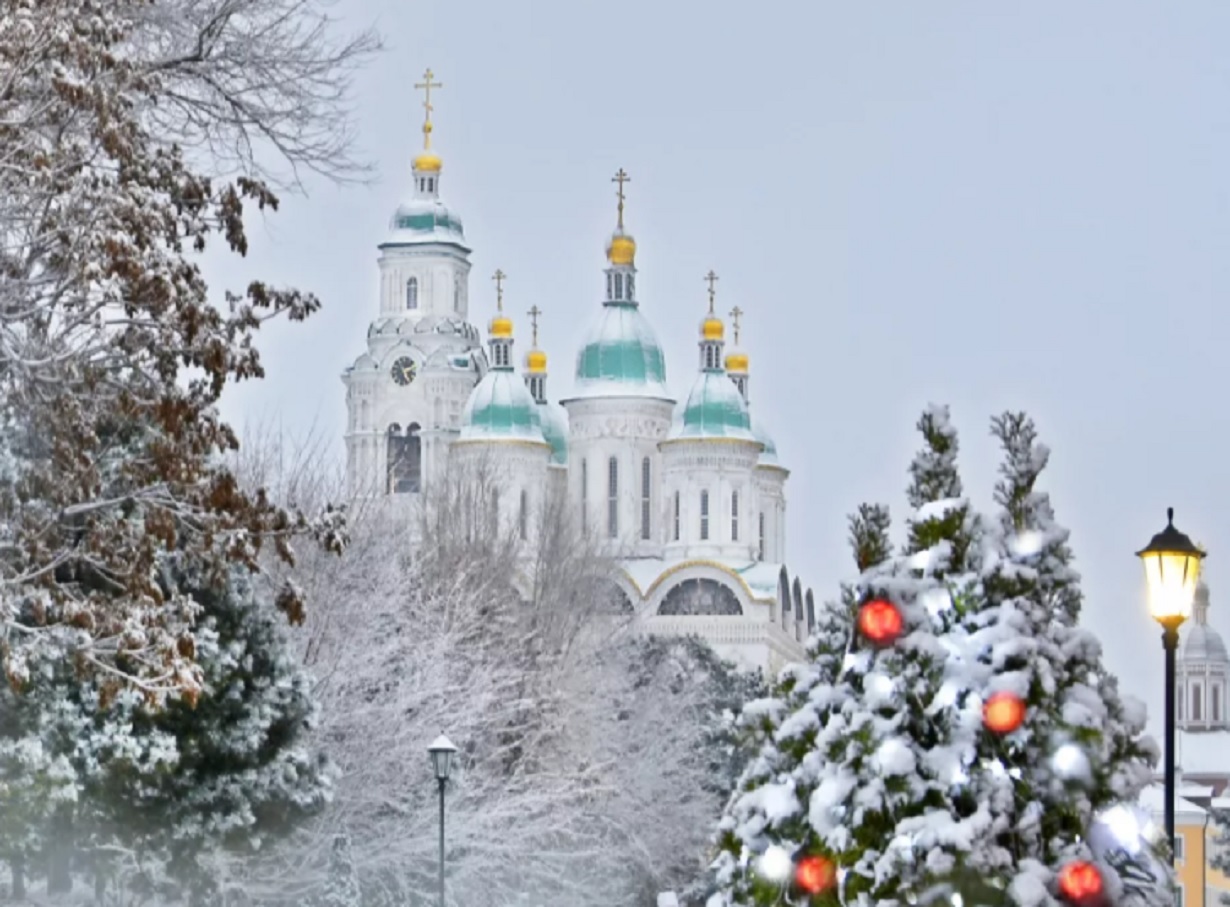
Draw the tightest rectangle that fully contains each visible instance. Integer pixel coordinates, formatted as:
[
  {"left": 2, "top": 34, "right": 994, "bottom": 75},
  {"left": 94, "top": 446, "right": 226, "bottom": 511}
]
[
  {"left": 983, "top": 691, "right": 1027, "bottom": 734},
  {"left": 795, "top": 855, "right": 837, "bottom": 895},
  {"left": 857, "top": 599, "right": 903, "bottom": 646},
  {"left": 1057, "top": 860, "right": 1103, "bottom": 902}
]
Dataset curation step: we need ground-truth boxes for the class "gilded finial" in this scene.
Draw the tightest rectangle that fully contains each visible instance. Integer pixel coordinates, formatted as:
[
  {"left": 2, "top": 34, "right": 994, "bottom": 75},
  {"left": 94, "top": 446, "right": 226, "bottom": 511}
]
[
  {"left": 704, "top": 270, "right": 719, "bottom": 314},
  {"left": 729, "top": 305, "right": 744, "bottom": 345},
  {"left": 492, "top": 269, "right": 507, "bottom": 311},
  {"left": 612, "top": 168, "right": 630, "bottom": 231},
  {"left": 528, "top": 305, "right": 542, "bottom": 346},
  {"left": 414, "top": 68, "right": 443, "bottom": 150}
]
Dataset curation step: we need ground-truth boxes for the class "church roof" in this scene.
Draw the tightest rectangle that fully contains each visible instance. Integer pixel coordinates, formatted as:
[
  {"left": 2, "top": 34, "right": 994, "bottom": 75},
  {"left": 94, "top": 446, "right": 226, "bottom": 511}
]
[
  {"left": 752, "top": 417, "right": 782, "bottom": 468},
  {"left": 670, "top": 370, "right": 756, "bottom": 442},
  {"left": 537, "top": 401, "right": 569, "bottom": 464},
  {"left": 1184, "top": 623, "right": 1229, "bottom": 662},
  {"left": 571, "top": 302, "right": 670, "bottom": 400},
  {"left": 382, "top": 197, "right": 469, "bottom": 250},
  {"left": 459, "top": 371, "right": 547, "bottom": 444}
]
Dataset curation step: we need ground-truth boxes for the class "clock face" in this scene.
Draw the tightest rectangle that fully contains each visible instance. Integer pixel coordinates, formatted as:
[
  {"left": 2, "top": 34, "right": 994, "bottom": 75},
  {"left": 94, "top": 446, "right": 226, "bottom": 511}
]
[{"left": 390, "top": 356, "right": 417, "bottom": 387}]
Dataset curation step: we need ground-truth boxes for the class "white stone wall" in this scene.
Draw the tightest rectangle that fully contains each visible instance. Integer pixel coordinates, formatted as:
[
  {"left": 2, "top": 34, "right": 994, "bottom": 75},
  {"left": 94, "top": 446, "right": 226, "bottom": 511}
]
[
  {"left": 563, "top": 397, "right": 674, "bottom": 558},
  {"left": 754, "top": 466, "right": 788, "bottom": 564},
  {"left": 660, "top": 439, "right": 761, "bottom": 562},
  {"left": 377, "top": 245, "right": 471, "bottom": 319}
]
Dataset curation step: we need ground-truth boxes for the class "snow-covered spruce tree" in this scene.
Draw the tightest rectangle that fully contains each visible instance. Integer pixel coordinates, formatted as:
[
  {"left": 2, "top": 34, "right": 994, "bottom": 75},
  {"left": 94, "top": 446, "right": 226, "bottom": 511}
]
[
  {"left": 0, "top": 0, "right": 366, "bottom": 695},
  {"left": 0, "top": 556, "right": 329, "bottom": 902},
  {"left": 952, "top": 412, "right": 1166, "bottom": 905},
  {"left": 698, "top": 504, "right": 886, "bottom": 906},
  {"left": 710, "top": 407, "right": 1165, "bottom": 907}
]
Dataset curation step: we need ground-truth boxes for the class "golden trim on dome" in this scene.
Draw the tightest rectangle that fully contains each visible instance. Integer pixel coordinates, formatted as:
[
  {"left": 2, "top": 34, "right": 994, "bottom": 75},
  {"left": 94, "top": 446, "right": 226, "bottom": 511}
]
[{"left": 725, "top": 351, "right": 749, "bottom": 373}]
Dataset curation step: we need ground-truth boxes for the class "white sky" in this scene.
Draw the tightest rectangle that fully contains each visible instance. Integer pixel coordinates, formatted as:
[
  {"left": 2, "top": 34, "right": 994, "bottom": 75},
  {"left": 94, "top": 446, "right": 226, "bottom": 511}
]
[{"left": 214, "top": 0, "right": 1230, "bottom": 740}]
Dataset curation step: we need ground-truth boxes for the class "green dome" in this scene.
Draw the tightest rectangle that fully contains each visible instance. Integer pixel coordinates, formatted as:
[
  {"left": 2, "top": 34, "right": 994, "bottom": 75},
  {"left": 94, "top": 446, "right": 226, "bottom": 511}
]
[
  {"left": 459, "top": 371, "right": 547, "bottom": 444},
  {"left": 537, "top": 401, "right": 569, "bottom": 464},
  {"left": 753, "top": 418, "right": 782, "bottom": 467},
  {"left": 572, "top": 303, "right": 670, "bottom": 399},
  {"left": 670, "top": 370, "right": 756, "bottom": 441}
]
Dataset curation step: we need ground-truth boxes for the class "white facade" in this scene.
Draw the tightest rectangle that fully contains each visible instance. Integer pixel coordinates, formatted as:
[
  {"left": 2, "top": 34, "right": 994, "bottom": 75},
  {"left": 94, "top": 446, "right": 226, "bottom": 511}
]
[{"left": 343, "top": 137, "right": 812, "bottom": 675}]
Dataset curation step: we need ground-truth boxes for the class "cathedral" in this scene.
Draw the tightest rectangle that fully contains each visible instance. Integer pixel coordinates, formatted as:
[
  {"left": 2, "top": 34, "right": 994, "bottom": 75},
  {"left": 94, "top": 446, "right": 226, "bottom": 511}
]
[{"left": 341, "top": 71, "right": 813, "bottom": 673}]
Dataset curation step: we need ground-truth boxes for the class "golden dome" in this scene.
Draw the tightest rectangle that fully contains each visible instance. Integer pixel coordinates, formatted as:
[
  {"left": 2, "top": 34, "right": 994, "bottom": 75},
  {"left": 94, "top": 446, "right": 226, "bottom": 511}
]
[
  {"left": 607, "top": 233, "right": 637, "bottom": 266},
  {"left": 489, "top": 315, "right": 513, "bottom": 338},
  {"left": 701, "top": 316, "right": 725, "bottom": 341},
  {"left": 725, "top": 351, "right": 749, "bottom": 373},
  {"left": 413, "top": 151, "right": 442, "bottom": 173},
  {"left": 526, "top": 348, "right": 548, "bottom": 373}
]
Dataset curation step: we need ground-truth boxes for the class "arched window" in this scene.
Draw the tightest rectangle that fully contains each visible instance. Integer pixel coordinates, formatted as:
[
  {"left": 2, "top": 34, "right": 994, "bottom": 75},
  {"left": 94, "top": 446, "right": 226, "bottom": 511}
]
[
  {"left": 581, "top": 459, "right": 588, "bottom": 537},
  {"left": 657, "top": 578, "right": 743, "bottom": 616},
  {"left": 1178, "top": 686, "right": 1185, "bottom": 721},
  {"left": 731, "top": 490, "right": 739, "bottom": 541},
  {"left": 673, "top": 491, "right": 681, "bottom": 541},
  {"left": 490, "top": 488, "right": 500, "bottom": 537},
  {"left": 1193, "top": 685, "right": 1203, "bottom": 721},
  {"left": 606, "top": 273, "right": 613, "bottom": 300},
  {"left": 614, "top": 273, "right": 624, "bottom": 300},
  {"left": 758, "top": 512, "right": 766, "bottom": 561},
  {"left": 640, "top": 457, "right": 651, "bottom": 540},
  {"left": 405, "top": 277, "right": 419, "bottom": 310},
  {"left": 806, "top": 591, "right": 816, "bottom": 634},
  {"left": 1215, "top": 685, "right": 1222, "bottom": 723},
  {"left": 454, "top": 274, "right": 462, "bottom": 312},
  {"left": 627, "top": 275, "right": 635, "bottom": 299},
  {"left": 518, "top": 489, "right": 528, "bottom": 541},
  {"left": 607, "top": 457, "right": 619, "bottom": 539},
  {"left": 700, "top": 490, "right": 710, "bottom": 541},
  {"left": 386, "top": 423, "right": 421, "bottom": 494}
]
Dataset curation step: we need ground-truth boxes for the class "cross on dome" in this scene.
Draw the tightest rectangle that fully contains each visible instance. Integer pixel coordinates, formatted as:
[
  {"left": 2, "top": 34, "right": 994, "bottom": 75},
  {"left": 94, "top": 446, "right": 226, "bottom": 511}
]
[
  {"left": 704, "top": 270, "right": 719, "bottom": 315},
  {"left": 412, "top": 68, "right": 444, "bottom": 173},
  {"left": 606, "top": 169, "right": 637, "bottom": 267},
  {"left": 700, "top": 270, "right": 724, "bottom": 345},
  {"left": 488, "top": 269, "right": 513, "bottom": 346},
  {"left": 528, "top": 304, "right": 541, "bottom": 346},
  {"left": 729, "top": 305, "right": 744, "bottom": 345},
  {"left": 612, "top": 168, "right": 630, "bottom": 230},
  {"left": 492, "top": 269, "right": 507, "bottom": 311}
]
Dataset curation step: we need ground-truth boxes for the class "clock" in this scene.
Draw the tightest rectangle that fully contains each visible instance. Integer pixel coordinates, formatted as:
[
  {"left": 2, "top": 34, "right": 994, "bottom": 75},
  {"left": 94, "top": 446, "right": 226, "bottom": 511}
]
[{"left": 390, "top": 356, "right": 417, "bottom": 386}]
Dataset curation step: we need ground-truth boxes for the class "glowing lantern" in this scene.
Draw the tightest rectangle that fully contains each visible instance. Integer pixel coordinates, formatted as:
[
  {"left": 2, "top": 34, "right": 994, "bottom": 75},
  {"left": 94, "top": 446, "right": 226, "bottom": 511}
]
[
  {"left": 1057, "top": 860, "right": 1103, "bottom": 902},
  {"left": 794, "top": 855, "right": 837, "bottom": 895},
  {"left": 857, "top": 599, "right": 903, "bottom": 646},
  {"left": 983, "top": 692, "right": 1026, "bottom": 734}
]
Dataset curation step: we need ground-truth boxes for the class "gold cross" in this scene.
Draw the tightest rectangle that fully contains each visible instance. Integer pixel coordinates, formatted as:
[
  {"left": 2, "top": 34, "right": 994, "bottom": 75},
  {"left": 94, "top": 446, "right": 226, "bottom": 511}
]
[
  {"left": 612, "top": 168, "right": 630, "bottom": 230},
  {"left": 414, "top": 68, "right": 443, "bottom": 148},
  {"left": 527, "top": 305, "right": 542, "bottom": 346},
  {"left": 492, "top": 269, "right": 506, "bottom": 311},
  {"left": 704, "top": 270, "right": 719, "bottom": 314},
  {"left": 729, "top": 305, "right": 744, "bottom": 345}
]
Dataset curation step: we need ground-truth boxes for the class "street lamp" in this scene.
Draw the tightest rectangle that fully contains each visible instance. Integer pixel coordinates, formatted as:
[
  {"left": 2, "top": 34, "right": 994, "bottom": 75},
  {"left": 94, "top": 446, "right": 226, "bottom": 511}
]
[
  {"left": 1136, "top": 507, "right": 1205, "bottom": 867},
  {"left": 428, "top": 735, "right": 457, "bottom": 907}
]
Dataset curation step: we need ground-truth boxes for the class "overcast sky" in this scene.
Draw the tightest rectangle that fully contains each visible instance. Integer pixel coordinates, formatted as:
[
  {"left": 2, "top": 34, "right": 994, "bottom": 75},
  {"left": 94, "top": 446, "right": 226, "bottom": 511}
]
[{"left": 213, "top": 0, "right": 1230, "bottom": 737}]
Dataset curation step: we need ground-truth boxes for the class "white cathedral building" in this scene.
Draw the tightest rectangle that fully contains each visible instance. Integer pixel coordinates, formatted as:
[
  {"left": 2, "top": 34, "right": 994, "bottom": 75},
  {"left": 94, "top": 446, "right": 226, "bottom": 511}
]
[{"left": 342, "top": 76, "right": 813, "bottom": 673}]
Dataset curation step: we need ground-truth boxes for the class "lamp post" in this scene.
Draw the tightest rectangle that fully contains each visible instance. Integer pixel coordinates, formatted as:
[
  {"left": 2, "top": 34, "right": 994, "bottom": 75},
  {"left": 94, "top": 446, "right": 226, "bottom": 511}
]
[
  {"left": 428, "top": 735, "right": 457, "bottom": 907},
  {"left": 1136, "top": 507, "right": 1206, "bottom": 867}
]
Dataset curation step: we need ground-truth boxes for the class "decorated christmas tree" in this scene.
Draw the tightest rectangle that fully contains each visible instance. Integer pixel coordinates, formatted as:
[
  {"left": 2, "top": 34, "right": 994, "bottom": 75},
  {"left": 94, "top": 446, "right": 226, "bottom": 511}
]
[{"left": 708, "top": 406, "right": 1167, "bottom": 907}]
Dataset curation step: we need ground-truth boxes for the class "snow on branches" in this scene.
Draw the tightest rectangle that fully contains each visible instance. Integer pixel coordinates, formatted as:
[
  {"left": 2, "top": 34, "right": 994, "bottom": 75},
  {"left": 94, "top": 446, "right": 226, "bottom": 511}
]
[
  {"left": 0, "top": 0, "right": 366, "bottom": 695},
  {"left": 709, "top": 407, "right": 1165, "bottom": 907}
]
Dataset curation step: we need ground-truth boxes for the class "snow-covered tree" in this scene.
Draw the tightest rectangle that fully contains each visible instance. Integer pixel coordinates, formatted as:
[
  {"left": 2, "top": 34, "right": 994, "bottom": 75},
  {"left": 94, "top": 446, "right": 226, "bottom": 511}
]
[
  {"left": 0, "top": 555, "right": 330, "bottom": 903},
  {"left": 224, "top": 450, "right": 758, "bottom": 907},
  {"left": 0, "top": 0, "right": 367, "bottom": 696},
  {"left": 709, "top": 406, "right": 1164, "bottom": 907}
]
